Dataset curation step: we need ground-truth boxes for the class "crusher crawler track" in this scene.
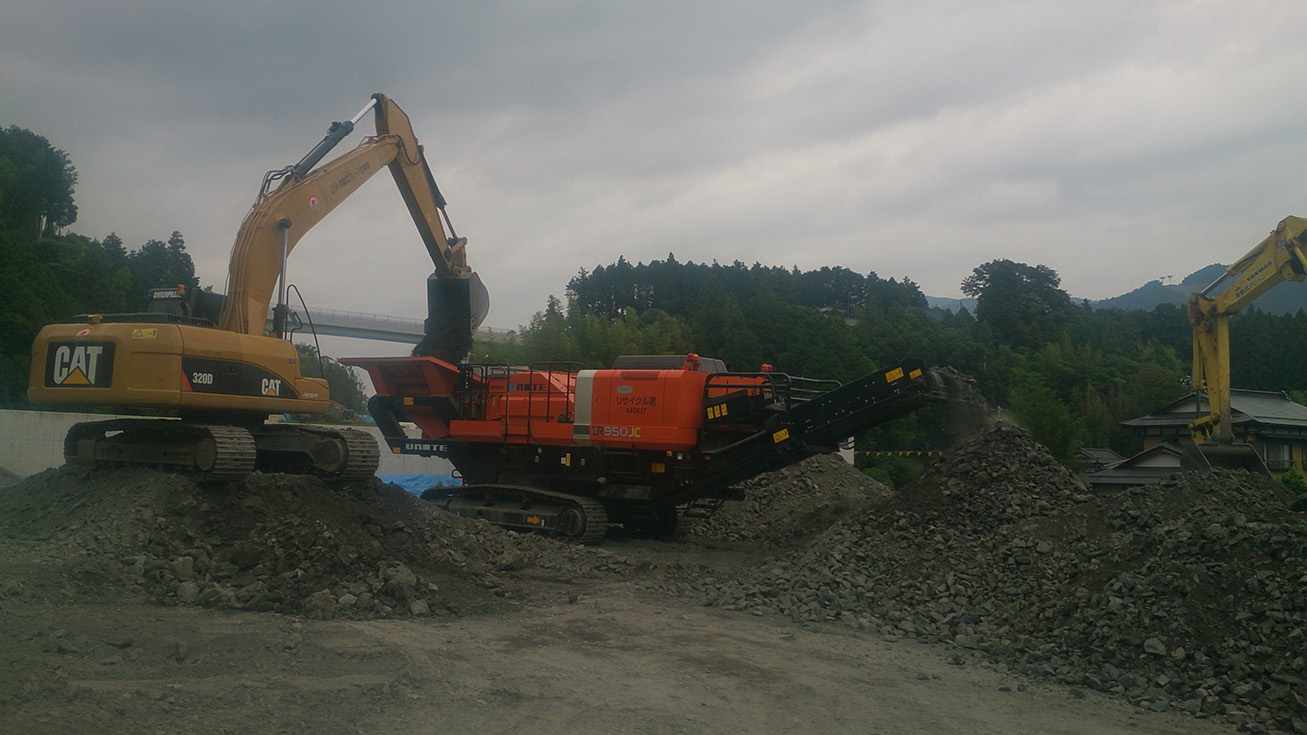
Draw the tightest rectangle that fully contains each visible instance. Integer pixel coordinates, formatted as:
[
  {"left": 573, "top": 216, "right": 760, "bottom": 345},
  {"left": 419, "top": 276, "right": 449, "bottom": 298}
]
[
  {"left": 63, "top": 419, "right": 379, "bottom": 483},
  {"left": 421, "top": 484, "right": 609, "bottom": 545}
]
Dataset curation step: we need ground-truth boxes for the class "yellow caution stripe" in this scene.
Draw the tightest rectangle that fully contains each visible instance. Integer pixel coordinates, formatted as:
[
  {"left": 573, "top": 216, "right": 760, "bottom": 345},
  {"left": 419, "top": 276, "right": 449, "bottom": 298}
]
[{"left": 857, "top": 451, "right": 945, "bottom": 457}]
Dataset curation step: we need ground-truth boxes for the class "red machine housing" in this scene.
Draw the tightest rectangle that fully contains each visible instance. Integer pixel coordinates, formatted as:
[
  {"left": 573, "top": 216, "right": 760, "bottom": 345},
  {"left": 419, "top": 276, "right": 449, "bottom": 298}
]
[{"left": 345, "top": 353, "right": 946, "bottom": 539}]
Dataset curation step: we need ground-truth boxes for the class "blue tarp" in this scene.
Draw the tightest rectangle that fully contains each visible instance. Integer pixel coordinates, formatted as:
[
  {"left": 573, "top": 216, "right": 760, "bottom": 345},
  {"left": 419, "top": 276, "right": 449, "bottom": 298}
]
[{"left": 377, "top": 473, "right": 461, "bottom": 497}]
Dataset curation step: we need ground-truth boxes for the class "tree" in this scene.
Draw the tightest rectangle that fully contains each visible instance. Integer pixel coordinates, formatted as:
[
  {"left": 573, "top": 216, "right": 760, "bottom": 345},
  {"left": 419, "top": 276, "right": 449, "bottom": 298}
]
[
  {"left": 1009, "top": 380, "right": 1082, "bottom": 466},
  {"left": 522, "top": 296, "right": 578, "bottom": 362},
  {"left": 294, "top": 343, "right": 367, "bottom": 412},
  {"left": 126, "top": 231, "right": 197, "bottom": 309},
  {"left": 688, "top": 284, "right": 762, "bottom": 370},
  {"left": 0, "top": 228, "right": 204, "bottom": 406},
  {"left": 0, "top": 126, "right": 78, "bottom": 236},
  {"left": 962, "top": 260, "right": 1072, "bottom": 349}
]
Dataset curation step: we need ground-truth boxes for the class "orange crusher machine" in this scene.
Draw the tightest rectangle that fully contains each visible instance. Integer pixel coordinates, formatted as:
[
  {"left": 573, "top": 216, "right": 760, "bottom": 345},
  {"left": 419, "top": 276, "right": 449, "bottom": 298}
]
[{"left": 345, "top": 354, "right": 951, "bottom": 543}]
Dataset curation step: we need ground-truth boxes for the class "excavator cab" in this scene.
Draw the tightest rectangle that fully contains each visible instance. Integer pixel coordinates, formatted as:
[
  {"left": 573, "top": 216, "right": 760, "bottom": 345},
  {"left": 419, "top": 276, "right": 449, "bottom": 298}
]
[
  {"left": 143, "top": 286, "right": 227, "bottom": 326},
  {"left": 144, "top": 287, "right": 191, "bottom": 317}
]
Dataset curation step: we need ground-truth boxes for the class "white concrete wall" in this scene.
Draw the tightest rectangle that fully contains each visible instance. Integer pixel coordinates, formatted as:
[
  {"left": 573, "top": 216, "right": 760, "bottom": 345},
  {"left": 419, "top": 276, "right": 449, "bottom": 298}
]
[
  {"left": 0, "top": 409, "right": 452, "bottom": 478},
  {"left": 0, "top": 409, "right": 83, "bottom": 476}
]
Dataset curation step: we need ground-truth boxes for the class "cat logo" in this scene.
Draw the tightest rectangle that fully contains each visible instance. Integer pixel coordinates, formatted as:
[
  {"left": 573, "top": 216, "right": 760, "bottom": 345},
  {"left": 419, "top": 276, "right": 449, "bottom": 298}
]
[
  {"left": 261, "top": 378, "right": 283, "bottom": 396},
  {"left": 46, "top": 342, "right": 115, "bottom": 388}
]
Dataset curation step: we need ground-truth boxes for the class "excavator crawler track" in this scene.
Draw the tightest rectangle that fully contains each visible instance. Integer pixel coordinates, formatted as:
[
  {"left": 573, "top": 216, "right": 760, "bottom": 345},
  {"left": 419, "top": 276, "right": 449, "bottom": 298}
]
[
  {"left": 62, "top": 419, "right": 383, "bottom": 483},
  {"left": 64, "top": 419, "right": 256, "bottom": 483},
  {"left": 249, "top": 423, "right": 382, "bottom": 478},
  {"left": 202, "top": 424, "right": 259, "bottom": 482},
  {"left": 335, "top": 427, "right": 382, "bottom": 479}
]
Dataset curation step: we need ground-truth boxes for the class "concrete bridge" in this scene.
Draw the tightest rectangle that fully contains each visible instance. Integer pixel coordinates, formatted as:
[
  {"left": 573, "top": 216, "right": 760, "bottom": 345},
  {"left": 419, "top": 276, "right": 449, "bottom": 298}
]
[{"left": 271, "top": 307, "right": 515, "bottom": 344}]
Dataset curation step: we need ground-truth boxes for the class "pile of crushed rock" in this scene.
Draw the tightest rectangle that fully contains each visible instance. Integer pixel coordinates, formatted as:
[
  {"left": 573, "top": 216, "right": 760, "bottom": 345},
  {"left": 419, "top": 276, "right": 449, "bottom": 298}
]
[
  {"left": 690, "top": 453, "right": 892, "bottom": 547},
  {"left": 0, "top": 467, "right": 611, "bottom": 620},
  {"left": 6, "top": 416, "right": 1306, "bottom": 732},
  {"left": 700, "top": 420, "right": 1307, "bottom": 734}
]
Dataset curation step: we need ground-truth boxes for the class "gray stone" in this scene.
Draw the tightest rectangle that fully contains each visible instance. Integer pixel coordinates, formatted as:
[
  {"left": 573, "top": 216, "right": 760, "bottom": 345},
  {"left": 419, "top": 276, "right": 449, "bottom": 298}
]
[
  {"left": 1143, "top": 638, "right": 1168, "bottom": 656},
  {"left": 176, "top": 581, "right": 201, "bottom": 604},
  {"left": 303, "top": 589, "right": 337, "bottom": 620},
  {"left": 497, "top": 550, "right": 528, "bottom": 571},
  {"left": 385, "top": 564, "right": 418, "bottom": 587},
  {"left": 169, "top": 556, "right": 195, "bottom": 581}
]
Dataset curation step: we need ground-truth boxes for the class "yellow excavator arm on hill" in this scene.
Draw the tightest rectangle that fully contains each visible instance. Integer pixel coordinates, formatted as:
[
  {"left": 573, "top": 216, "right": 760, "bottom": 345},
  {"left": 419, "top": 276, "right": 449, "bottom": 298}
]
[
  {"left": 219, "top": 93, "right": 486, "bottom": 349},
  {"left": 26, "top": 93, "right": 494, "bottom": 483},
  {"left": 1186, "top": 215, "right": 1307, "bottom": 469}
]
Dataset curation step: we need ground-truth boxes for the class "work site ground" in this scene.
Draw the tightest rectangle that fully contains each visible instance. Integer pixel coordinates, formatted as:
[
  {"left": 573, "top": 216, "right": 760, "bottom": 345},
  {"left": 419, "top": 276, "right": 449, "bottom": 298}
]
[{"left": 2, "top": 420, "right": 1302, "bottom": 734}]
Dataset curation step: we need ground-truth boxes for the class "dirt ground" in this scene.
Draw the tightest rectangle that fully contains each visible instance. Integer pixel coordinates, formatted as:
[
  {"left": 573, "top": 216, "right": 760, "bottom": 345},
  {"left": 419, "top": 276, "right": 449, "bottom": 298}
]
[
  {"left": 1, "top": 532, "right": 1240, "bottom": 735},
  {"left": 9, "top": 427, "right": 1296, "bottom": 735}
]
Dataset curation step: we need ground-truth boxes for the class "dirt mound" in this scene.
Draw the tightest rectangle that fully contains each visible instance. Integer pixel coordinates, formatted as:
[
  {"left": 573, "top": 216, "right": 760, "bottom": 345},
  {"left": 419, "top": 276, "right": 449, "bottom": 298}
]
[
  {"left": 896, "top": 418, "right": 1089, "bottom": 520},
  {"left": 705, "top": 421, "right": 1307, "bottom": 732},
  {"left": 690, "top": 454, "right": 892, "bottom": 547},
  {"left": 0, "top": 467, "right": 601, "bottom": 620}
]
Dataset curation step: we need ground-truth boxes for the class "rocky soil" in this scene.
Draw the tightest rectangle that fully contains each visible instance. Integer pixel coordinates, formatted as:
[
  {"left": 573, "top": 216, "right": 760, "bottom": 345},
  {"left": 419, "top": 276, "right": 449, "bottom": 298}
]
[
  {"left": 0, "top": 467, "right": 612, "bottom": 621},
  {"left": 698, "top": 420, "right": 1307, "bottom": 734},
  {"left": 0, "top": 419, "right": 1302, "bottom": 732},
  {"left": 688, "top": 453, "right": 893, "bottom": 548}
]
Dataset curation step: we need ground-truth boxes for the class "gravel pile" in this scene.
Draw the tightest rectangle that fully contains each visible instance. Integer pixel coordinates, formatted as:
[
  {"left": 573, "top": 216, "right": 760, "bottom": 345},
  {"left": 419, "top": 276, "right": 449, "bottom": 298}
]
[
  {"left": 702, "top": 420, "right": 1307, "bottom": 734},
  {"left": 0, "top": 467, "right": 611, "bottom": 620},
  {"left": 690, "top": 453, "right": 892, "bottom": 547},
  {"left": 8, "top": 414, "right": 1306, "bottom": 731}
]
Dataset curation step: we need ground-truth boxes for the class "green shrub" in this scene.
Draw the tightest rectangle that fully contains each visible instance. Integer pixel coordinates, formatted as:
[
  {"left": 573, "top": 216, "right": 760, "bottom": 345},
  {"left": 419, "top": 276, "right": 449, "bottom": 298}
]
[{"left": 1280, "top": 467, "right": 1307, "bottom": 494}]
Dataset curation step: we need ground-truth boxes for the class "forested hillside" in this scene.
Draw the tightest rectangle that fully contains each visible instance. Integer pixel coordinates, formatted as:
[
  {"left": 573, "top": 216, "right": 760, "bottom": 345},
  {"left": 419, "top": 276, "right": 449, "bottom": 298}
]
[
  {"left": 0, "top": 125, "right": 364, "bottom": 410},
  {"left": 483, "top": 255, "right": 1307, "bottom": 482}
]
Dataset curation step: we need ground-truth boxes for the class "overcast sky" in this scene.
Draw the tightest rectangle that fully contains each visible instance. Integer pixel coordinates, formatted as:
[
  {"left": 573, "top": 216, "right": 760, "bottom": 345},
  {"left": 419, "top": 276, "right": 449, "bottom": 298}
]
[{"left": 5, "top": 0, "right": 1307, "bottom": 339}]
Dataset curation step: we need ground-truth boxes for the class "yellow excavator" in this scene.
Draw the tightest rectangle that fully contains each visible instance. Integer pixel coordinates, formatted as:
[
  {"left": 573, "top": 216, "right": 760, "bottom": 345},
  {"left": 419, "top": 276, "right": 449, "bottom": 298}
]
[
  {"left": 27, "top": 93, "right": 487, "bottom": 481},
  {"left": 1183, "top": 215, "right": 1307, "bottom": 474}
]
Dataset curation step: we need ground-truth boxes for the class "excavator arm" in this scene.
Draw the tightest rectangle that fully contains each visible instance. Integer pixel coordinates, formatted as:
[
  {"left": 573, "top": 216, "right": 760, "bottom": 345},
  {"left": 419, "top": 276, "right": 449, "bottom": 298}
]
[
  {"left": 1185, "top": 215, "right": 1307, "bottom": 470},
  {"left": 218, "top": 94, "right": 487, "bottom": 360},
  {"left": 373, "top": 95, "right": 471, "bottom": 281}
]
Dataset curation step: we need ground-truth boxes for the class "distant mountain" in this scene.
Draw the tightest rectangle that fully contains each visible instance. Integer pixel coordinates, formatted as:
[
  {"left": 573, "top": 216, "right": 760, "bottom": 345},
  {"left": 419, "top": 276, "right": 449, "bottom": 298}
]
[
  {"left": 927, "top": 264, "right": 1307, "bottom": 316},
  {"left": 1091, "top": 264, "right": 1307, "bottom": 314},
  {"left": 924, "top": 295, "right": 977, "bottom": 312},
  {"left": 1091, "top": 265, "right": 1225, "bottom": 311}
]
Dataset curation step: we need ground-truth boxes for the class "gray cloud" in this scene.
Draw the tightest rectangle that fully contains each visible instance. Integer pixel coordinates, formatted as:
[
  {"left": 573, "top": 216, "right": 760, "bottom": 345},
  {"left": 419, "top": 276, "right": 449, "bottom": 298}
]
[{"left": 4, "top": 0, "right": 1307, "bottom": 334}]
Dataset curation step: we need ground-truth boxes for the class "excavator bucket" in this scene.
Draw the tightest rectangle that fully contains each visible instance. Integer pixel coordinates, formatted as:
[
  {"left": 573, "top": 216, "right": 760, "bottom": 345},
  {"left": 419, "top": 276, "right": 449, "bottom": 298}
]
[
  {"left": 467, "top": 272, "right": 490, "bottom": 330},
  {"left": 412, "top": 272, "right": 490, "bottom": 363},
  {"left": 1180, "top": 441, "right": 1271, "bottom": 476}
]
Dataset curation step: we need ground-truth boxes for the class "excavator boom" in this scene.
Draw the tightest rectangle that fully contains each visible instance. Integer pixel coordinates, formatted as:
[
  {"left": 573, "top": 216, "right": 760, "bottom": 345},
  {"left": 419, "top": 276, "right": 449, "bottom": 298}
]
[
  {"left": 1185, "top": 215, "right": 1307, "bottom": 473},
  {"left": 219, "top": 94, "right": 488, "bottom": 361},
  {"left": 219, "top": 133, "right": 405, "bottom": 336}
]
